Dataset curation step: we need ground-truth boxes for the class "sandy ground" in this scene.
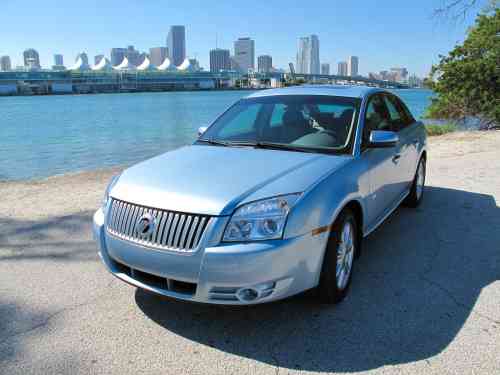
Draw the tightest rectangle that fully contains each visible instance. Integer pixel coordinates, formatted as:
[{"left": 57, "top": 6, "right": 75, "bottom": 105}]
[{"left": 0, "top": 131, "right": 499, "bottom": 375}]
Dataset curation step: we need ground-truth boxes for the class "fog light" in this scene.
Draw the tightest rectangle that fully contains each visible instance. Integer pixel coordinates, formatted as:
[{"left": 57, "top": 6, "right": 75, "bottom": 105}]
[{"left": 236, "top": 288, "right": 259, "bottom": 302}]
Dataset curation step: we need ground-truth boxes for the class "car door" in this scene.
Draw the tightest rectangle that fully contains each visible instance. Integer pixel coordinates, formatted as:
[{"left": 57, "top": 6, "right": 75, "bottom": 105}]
[
  {"left": 383, "top": 94, "right": 420, "bottom": 193},
  {"left": 361, "top": 94, "right": 405, "bottom": 226}
]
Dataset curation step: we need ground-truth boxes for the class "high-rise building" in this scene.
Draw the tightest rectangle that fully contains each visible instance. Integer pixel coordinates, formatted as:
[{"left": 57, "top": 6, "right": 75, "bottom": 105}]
[
  {"left": 348, "top": 56, "right": 359, "bottom": 77},
  {"left": 257, "top": 55, "right": 272, "bottom": 73},
  {"left": 321, "top": 63, "right": 330, "bottom": 75},
  {"left": 53, "top": 54, "right": 64, "bottom": 66},
  {"left": 210, "top": 48, "right": 231, "bottom": 72},
  {"left": 338, "top": 61, "right": 348, "bottom": 76},
  {"left": 189, "top": 58, "right": 200, "bottom": 71},
  {"left": 23, "top": 49, "right": 41, "bottom": 69},
  {"left": 296, "top": 35, "right": 320, "bottom": 74},
  {"left": 52, "top": 54, "right": 65, "bottom": 70},
  {"left": 0, "top": 55, "right": 12, "bottom": 71},
  {"left": 233, "top": 37, "right": 255, "bottom": 73},
  {"left": 149, "top": 47, "right": 168, "bottom": 66},
  {"left": 110, "top": 48, "right": 127, "bottom": 66},
  {"left": 167, "top": 25, "right": 186, "bottom": 67},
  {"left": 126, "top": 45, "right": 141, "bottom": 66},
  {"left": 94, "top": 55, "right": 104, "bottom": 65},
  {"left": 390, "top": 67, "right": 408, "bottom": 82},
  {"left": 76, "top": 52, "right": 89, "bottom": 65}
]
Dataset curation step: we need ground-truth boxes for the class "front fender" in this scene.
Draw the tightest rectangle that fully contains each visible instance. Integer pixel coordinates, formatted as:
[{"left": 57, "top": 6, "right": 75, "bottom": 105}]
[{"left": 284, "top": 159, "right": 369, "bottom": 239}]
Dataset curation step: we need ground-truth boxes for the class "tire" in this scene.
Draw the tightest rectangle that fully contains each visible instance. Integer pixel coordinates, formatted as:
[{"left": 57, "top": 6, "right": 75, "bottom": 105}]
[
  {"left": 317, "top": 208, "right": 359, "bottom": 304},
  {"left": 403, "top": 157, "right": 426, "bottom": 208}
]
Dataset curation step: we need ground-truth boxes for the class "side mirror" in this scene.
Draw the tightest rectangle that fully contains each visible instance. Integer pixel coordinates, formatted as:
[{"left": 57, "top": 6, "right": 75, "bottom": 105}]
[
  {"left": 198, "top": 126, "right": 208, "bottom": 137},
  {"left": 368, "top": 130, "right": 398, "bottom": 148}
]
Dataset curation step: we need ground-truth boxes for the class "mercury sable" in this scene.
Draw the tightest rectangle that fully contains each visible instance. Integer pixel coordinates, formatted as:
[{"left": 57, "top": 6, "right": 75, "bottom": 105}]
[{"left": 93, "top": 85, "right": 427, "bottom": 305}]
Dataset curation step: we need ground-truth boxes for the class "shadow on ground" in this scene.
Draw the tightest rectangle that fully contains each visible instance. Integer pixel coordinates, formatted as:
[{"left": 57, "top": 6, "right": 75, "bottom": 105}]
[
  {"left": 136, "top": 186, "right": 500, "bottom": 372},
  {"left": 0, "top": 210, "right": 97, "bottom": 262}
]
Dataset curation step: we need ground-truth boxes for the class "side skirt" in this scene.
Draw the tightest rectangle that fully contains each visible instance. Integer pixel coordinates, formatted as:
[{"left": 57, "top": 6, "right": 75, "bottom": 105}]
[{"left": 363, "top": 189, "right": 410, "bottom": 237}]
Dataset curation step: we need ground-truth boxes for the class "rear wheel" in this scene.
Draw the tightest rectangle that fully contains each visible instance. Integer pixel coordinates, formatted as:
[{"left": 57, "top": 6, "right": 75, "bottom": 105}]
[
  {"left": 317, "top": 208, "right": 358, "bottom": 304},
  {"left": 404, "top": 157, "right": 426, "bottom": 208}
]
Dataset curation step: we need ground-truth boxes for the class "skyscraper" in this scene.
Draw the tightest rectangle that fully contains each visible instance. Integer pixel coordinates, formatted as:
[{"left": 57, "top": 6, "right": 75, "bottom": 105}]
[
  {"left": 149, "top": 47, "right": 168, "bottom": 66},
  {"left": 233, "top": 37, "right": 255, "bottom": 73},
  {"left": 210, "top": 49, "right": 231, "bottom": 72},
  {"left": 110, "top": 48, "right": 127, "bottom": 66},
  {"left": 257, "top": 55, "right": 272, "bottom": 73},
  {"left": 338, "top": 61, "right": 348, "bottom": 76},
  {"left": 296, "top": 35, "right": 320, "bottom": 74},
  {"left": 189, "top": 58, "right": 200, "bottom": 71},
  {"left": 348, "top": 56, "right": 359, "bottom": 77},
  {"left": 390, "top": 67, "right": 408, "bottom": 82},
  {"left": 0, "top": 55, "right": 12, "bottom": 71},
  {"left": 167, "top": 25, "right": 186, "bottom": 67},
  {"left": 54, "top": 54, "right": 64, "bottom": 66},
  {"left": 76, "top": 52, "right": 89, "bottom": 65},
  {"left": 321, "top": 63, "right": 330, "bottom": 75},
  {"left": 126, "top": 46, "right": 141, "bottom": 66},
  {"left": 23, "top": 49, "right": 41, "bottom": 69}
]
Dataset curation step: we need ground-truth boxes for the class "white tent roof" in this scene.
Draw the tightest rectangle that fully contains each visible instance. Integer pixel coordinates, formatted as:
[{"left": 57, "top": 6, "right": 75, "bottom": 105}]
[
  {"left": 176, "top": 58, "right": 191, "bottom": 71},
  {"left": 113, "top": 56, "right": 135, "bottom": 70},
  {"left": 91, "top": 57, "right": 111, "bottom": 71},
  {"left": 156, "top": 57, "right": 172, "bottom": 71},
  {"left": 68, "top": 56, "right": 90, "bottom": 71},
  {"left": 136, "top": 56, "right": 155, "bottom": 71}
]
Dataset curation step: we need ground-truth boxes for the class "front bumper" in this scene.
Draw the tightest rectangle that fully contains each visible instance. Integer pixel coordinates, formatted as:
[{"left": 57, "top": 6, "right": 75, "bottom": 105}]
[{"left": 93, "top": 208, "right": 327, "bottom": 305}]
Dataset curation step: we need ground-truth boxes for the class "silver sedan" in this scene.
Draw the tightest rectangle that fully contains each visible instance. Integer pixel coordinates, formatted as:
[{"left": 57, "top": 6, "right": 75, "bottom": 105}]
[{"left": 93, "top": 85, "right": 427, "bottom": 305}]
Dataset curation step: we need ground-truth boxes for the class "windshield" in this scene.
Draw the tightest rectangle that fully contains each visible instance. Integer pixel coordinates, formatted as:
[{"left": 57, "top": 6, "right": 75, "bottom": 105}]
[{"left": 199, "top": 94, "right": 361, "bottom": 154}]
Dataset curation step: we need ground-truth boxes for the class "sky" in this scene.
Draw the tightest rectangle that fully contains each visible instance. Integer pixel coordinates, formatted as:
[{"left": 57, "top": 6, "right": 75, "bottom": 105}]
[{"left": 0, "top": 0, "right": 482, "bottom": 77}]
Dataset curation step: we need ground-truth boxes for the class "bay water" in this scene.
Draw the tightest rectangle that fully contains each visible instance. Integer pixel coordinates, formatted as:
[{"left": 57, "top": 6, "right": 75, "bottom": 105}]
[{"left": 0, "top": 89, "right": 434, "bottom": 181}]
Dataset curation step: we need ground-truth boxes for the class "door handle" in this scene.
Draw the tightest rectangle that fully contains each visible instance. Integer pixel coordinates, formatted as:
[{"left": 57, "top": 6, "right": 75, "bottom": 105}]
[{"left": 392, "top": 154, "right": 401, "bottom": 163}]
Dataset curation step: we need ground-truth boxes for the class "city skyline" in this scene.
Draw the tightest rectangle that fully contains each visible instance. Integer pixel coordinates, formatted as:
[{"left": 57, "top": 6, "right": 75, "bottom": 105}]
[{"left": 0, "top": 0, "right": 480, "bottom": 77}]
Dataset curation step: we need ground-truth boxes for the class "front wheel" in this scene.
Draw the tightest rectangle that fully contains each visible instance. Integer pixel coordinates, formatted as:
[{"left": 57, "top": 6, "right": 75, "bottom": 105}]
[
  {"left": 404, "top": 157, "right": 426, "bottom": 208},
  {"left": 317, "top": 208, "right": 358, "bottom": 304}
]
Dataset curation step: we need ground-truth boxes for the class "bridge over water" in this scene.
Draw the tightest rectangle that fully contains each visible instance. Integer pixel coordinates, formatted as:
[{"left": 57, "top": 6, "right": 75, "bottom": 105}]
[{"left": 250, "top": 72, "right": 410, "bottom": 89}]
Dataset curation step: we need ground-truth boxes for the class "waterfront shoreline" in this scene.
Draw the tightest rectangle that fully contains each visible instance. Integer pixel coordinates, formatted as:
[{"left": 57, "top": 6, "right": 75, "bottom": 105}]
[{"left": 1, "top": 131, "right": 498, "bottom": 187}]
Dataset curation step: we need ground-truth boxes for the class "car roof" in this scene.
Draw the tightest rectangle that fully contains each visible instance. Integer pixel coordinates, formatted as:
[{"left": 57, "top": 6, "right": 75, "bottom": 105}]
[{"left": 245, "top": 85, "right": 386, "bottom": 99}]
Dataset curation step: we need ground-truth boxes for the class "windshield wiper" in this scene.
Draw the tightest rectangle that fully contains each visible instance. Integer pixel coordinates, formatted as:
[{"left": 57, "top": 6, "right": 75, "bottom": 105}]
[
  {"left": 247, "top": 141, "right": 317, "bottom": 153},
  {"left": 197, "top": 138, "right": 230, "bottom": 146},
  {"left": 198, "top": 139, "right": 325, "bottom": 154}
]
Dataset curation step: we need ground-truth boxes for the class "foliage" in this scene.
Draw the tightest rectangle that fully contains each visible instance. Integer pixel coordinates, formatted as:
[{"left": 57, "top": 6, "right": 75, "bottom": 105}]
[
  {"left": 426, "top": 8, "right": 500, "bottom": 128},
  {"left": 425, "top": 123, "right": 457, "bottom": 136}
]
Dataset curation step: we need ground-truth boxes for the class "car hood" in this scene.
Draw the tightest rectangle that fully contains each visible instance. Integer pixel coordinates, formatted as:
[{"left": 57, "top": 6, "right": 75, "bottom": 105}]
[{"left": 111, "top": 145, "right": 351, "bottom": 216}]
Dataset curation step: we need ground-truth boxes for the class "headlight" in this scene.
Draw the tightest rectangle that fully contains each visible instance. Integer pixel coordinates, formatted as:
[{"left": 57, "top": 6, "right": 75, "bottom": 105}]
[
  {"left": 223, "top": 194, "right": 301, "bottom": 242},
  {"left": 102, "top": 174, "right": 121, "bottom": 210}
]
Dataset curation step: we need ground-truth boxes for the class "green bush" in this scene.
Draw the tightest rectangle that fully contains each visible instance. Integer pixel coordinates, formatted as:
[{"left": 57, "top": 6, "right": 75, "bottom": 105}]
[
  {"left": 425, "top": 124, "right": 457, "bottom": 136},
  {"left": 425, "top": 9, "right": 500, "bottom": 129}
]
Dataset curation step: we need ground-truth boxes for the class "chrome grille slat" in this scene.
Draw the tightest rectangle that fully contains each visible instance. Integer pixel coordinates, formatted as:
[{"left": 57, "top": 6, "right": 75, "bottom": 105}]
[
  {"left": 180, "top": 215, "right": 192, "bottom": 250},
  {"left": 161, "top": 212, "right": 173, "bottom": 246},
  {"left": 152, "top": 211, "right": 163, "bottom": 243},
  {"left": 185, "top": 216, "right": 199, "bottom": 250},
  {"left": 116, "top": 202, "right": 126, "bottom": 233},
  {"left": 106, "top": 199, "right": 210, "bottom": 252},
  {"left": 167, "top": 214, "right": 180, "bottom": 248},
  {"left": 123, "top": 204, "right": 134, "bottom": 236},
  {"left": 110, "top": 202, "right": 119, "bottom": 231},
  {"left": 173, "top": 214, "right": 186, "bottom": 248}
]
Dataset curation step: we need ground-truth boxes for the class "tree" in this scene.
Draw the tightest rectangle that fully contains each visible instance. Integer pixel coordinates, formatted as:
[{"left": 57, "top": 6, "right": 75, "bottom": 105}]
[
  {"left": 426, "top": 8, "right": 500, "bottom": 128},
  {"left": 434, "top": 0, "right": 499, "bottom": 20}
]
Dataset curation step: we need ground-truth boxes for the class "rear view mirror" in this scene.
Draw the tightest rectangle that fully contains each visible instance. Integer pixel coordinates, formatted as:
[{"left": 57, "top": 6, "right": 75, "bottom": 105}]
[{"left": 368, "top": 130, "right": 398, "bottom": 148}]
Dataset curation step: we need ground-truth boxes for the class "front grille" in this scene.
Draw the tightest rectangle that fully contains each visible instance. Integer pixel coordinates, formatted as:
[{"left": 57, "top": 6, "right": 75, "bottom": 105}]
[{"left": 106, "top": 199, "right": 211, "bottom": 252}]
